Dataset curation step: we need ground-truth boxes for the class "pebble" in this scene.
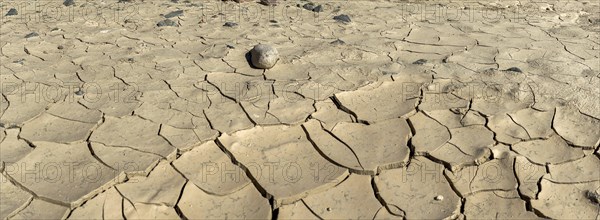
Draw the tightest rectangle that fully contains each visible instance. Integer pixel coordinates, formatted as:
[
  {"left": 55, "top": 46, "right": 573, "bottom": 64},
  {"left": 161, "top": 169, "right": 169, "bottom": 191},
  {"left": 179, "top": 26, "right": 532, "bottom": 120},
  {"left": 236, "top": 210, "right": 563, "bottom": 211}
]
[
  {"left": 157, "top": 19, "right": 178, "bottom": 27},
  {"left": 75, "top": 89, "right": 84, "bottom": 96},
  {"left": 25, "top": 32, "right": 39, "bottom": 39},
  {"left": 434, "top": 195, "right": 444, "bottom": 201},
  {"left": 586, "top": 190, "right": 600, "bottom": 204},
  {"left": 63, "top": 0, "right": 75, "bottom": 6},
  {"left": 330, "top": 39, "right": 345, "bottom": 45},
  {"left": 413, "top": 59, "right": 427, "bottom": 65},
  {"left": 302, "top": 3, "right": 315, "bottom": 11},
  {"left": 250, "top": 44, "right": 279, "bottom": 69},
  {"left": 164, "top": 10, "right": 184, "bottom": 18},
  {"left": 5, "top": 8, "right": 18, "bottom": 16},
  {"left": 505, "top": 67, "right": 523, "bottom": 73},
  {"left": 333, "top": 14, "right": 351, "bottom": 23},
  {"left": 57, "top": 45, "right": 64, "bottom": 50},
  {"left": 312, "top": 5, "right": 323, "bottom": 12},
  {"left": 260, "top": 0, "right": 277, "bottom": 6},
  {"left": 223, "top": 22, "right": 238, "bottom": 27},
  {"left": 13, "top": 59, "right": 25, "bottom": 64}
]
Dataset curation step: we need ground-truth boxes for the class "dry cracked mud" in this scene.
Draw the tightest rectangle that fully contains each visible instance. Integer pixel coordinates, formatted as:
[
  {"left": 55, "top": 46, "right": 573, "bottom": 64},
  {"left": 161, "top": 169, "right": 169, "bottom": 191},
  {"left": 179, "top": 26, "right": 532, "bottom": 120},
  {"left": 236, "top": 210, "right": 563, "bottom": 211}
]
[{"left": 0, "top": 0, "right": 599, "bottom": 219}]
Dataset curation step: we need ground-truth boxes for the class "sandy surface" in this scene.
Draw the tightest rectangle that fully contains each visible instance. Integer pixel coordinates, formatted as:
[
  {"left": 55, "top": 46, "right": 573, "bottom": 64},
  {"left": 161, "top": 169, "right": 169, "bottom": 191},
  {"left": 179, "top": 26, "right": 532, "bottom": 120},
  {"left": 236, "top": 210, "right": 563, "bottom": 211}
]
[{"left": 0, "top": 0, "right": 599, "bottom": 219}]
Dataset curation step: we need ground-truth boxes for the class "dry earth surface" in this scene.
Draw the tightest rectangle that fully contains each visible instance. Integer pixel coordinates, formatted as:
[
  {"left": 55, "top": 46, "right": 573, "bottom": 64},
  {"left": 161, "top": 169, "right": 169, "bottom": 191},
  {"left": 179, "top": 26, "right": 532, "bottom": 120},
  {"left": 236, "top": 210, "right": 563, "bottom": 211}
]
[{"left": 0, "top": 0, "right": 599, "bottom": 219}]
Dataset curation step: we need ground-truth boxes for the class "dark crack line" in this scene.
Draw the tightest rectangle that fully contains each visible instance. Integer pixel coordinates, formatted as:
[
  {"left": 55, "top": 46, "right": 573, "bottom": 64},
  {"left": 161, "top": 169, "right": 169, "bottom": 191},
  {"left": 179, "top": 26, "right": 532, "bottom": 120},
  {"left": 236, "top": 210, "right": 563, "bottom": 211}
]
[
  {"left": 86, "top": 142, "right": 117, "bottom": 171},
  {"left": 1, "top": 171, "right": 71, "bottom": 208},
  {"left": 506, "top": 113, "right": 532, "bottom": 139},
  {"left": 213, "top": 139, "right": 272, "bottom": 201},
  {"left": 300, "top": 124, "right": 365, "bottom": 173}
]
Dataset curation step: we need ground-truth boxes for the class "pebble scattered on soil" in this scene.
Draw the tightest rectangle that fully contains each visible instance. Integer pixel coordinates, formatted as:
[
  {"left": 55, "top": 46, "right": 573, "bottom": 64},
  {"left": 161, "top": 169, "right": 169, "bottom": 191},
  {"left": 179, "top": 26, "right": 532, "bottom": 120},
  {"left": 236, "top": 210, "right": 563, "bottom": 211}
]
[
  {"left": 505, "top": 67, "right": 523, "bottom": 73},
  {"left": 260, "top": 0, "right": 278, "bottom": 6},
  {"left": 224, "top": 22, "right": 238, "bottom": 27},
  {"left": 330, "top": 39, "right": 346, "bottom": 45},
  {"left": 250, "top": 44, "right": 279, "bottom": 69},
  {"left": 5, "top": 8, "right": 18, "bottom": 16},
  {"left": 164, "top": 10, "right": 184, "bottom": 18},
  {"left": 24, "top": 32, "right": 39, "bottom": 39},
  {"left": 333, "top": 14, "right": 351, "bottom": 23},
  {"left": 413, "top": 59, "right": 427, "bottom": 65},
  {"left": 157, "top": 19, "right": 178, "bottom": 27},
  {"left": 63, "top": 0, "right": 75, "bottom": 6}
]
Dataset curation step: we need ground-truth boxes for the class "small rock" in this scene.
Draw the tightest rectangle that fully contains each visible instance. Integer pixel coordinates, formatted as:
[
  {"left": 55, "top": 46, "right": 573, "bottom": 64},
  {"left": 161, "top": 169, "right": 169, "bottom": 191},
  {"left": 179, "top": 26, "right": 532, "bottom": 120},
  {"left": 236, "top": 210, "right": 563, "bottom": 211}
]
[
  {"left": 223, "top": 22, "right": 238, "bottom": 27},
  {"left": 302, "top": 3, "right": 315, "bottom": 11},
  {"left": 57, "top": 45, "right": 64, "bottom": 50},
  {"left": 333, "top": 14, "right": 351, "bottom": 23},
  {"left": 171, "top": 0, "right": 179, "bottom": 3},
  {"left": 24, "top": 32, "right": 39, "bottom": 39},
  {"left": 226, "top": 44, "right": 235, "bottom": 49},
  {"left": 434, "top": 195, "right": 444, "bottom": 201},
  {"left": 157, "top": 19, "right": 178, "bottom": 27},
  {"left": 75, "top": 89, "right": 84, "bottom": 96},
  {"left": 13, "top": 59, "right": 25, "bottom": 64},
  {"left": 269, "top": 20, "right": 278, "bottom": 23},
  {"left": 413, "top": 59, "right": 427, "bottom": 65},
  {"left": 260, "top": 0, "right": 277, "bottom": 6},
  {"left": 312, "top": 5, "right": 323, "bottom": 12},
  {"left": 164, "top": 10, "right": 183, "bottom": 18},
  {"left": 586, "top": 190, "right": 600, "bottom": 204},
  {"left": 5, "top": 8, "right": 18, "bottom": 16},
  {"left": 250, "top": 44, "right": 279, "bottom": 69},
  {"left": 63, "top": 0, "right": 75, "bottom": 6},
  {"left": 330, "top": 39, "right": 345, "bottom": 45},
  {"left": 505, "top": 67, "right": 523, "bottom": 73}
]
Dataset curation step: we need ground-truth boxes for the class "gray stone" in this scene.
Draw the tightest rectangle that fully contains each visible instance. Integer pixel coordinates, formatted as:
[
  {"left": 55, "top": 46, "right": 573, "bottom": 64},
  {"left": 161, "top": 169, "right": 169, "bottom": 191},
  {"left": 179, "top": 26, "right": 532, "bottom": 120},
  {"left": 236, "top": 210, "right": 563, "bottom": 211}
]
[
  {"left": 330, "top": 39, "right": 345, "bottom": 45},
  {"left": 505, "top": 67, "right": 522, "bottom": 72},
  {"left": 313, "top": 5, "right": 323, "bottom": 12},
  {"left": 223, "top": 22, "right": 238, "bottom": 27},
  {"left": 303, "top": 3, "right": 315, "bottom": 10},
  {"left": 5, "top": 8, "right": 17, "bottom": 16},
  {"left": 164, "top": 10, "right": 183, "bottom": 18},
  {"left": 63, "top": 0, "right": 75, "bottom": 6},
  {"left": 157, "top": 19, "right": 178, "bottom": 27},
  {"left": 250, "top": 44, "right": 279, "bottom": 69},
  {"left": 413, "top": 59, "right": 427, "bottom": 65},
  {"left": 333, "top": 14, "right": 351, "bottom": 23},
  {"left": 260, "top": 0, "right": 277, "bottom": 6}
]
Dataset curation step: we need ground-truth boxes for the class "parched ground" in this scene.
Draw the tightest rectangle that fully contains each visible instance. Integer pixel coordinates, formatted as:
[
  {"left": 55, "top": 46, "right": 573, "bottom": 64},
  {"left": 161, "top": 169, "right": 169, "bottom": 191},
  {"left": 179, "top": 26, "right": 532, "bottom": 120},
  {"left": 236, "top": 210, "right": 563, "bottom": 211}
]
[{"left": 0, "top": 0, "right": 599, "bottom": 219}]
